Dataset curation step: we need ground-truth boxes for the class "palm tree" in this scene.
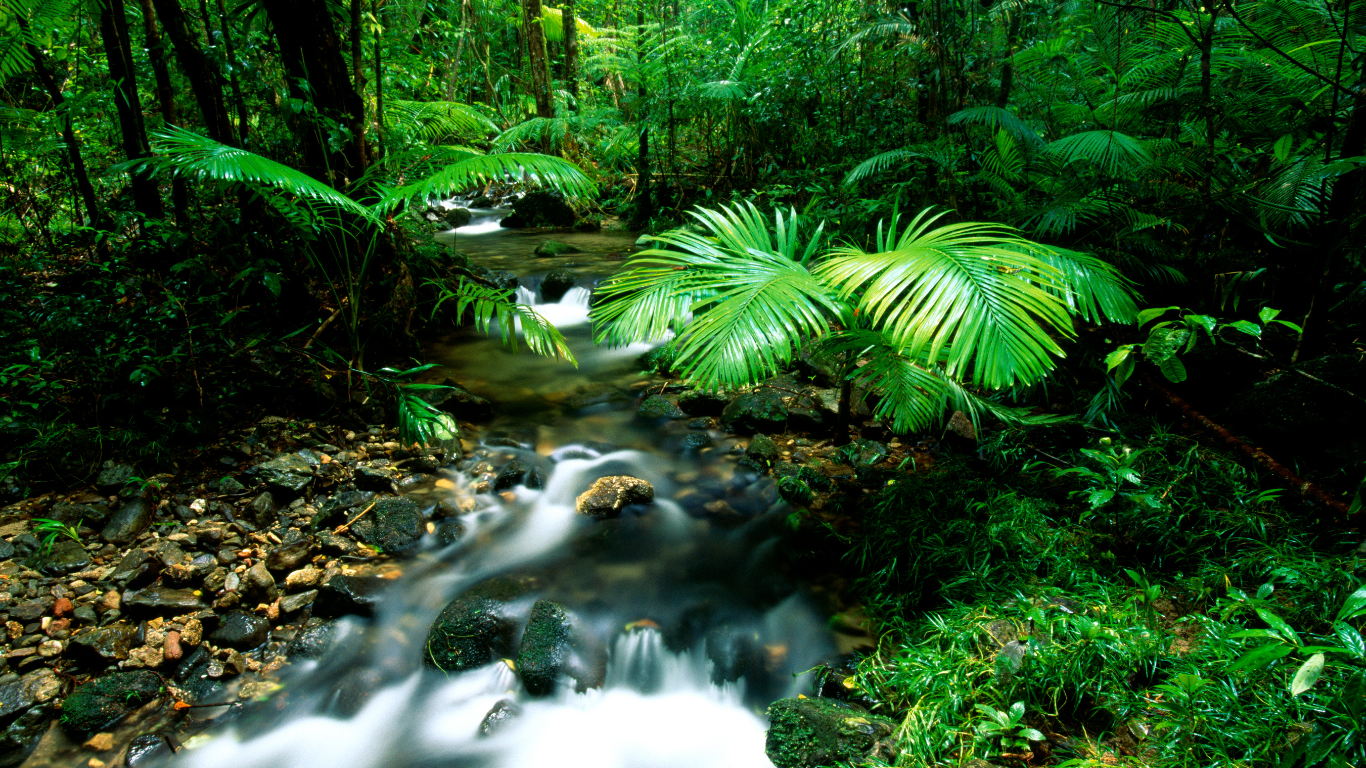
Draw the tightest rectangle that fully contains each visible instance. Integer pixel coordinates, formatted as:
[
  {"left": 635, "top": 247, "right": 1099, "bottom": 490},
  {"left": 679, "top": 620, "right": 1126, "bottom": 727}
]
[{"left": 591, "top": 203, "right": 1137, "bottom": 441}]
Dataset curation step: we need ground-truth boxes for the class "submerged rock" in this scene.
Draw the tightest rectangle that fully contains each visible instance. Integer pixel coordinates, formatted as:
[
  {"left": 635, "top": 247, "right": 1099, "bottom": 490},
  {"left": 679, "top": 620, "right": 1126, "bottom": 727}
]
[
  {"left": 59, "top": 670, "right": 163, "bottom": 741},
  {"left": 515, "top": 599, "right": 573, "bottom": 696},
  {"left": 534, "top": 239, "right": 582, "bottom": 257},
  {"left": 493, "top": 459, "right": 545, "bottom": 492},
  {"left": 765, "top": 697, "right": 896, "bottom": 768},
  {"left": 540, "top": 269, "right": 577, "bottom": 302},
  {"left": 313, "top": 575, "right": 386, "bottom": 617},
  {"left": 424, "top": 575, "right": 538, "bottom": 672},
  {"left": 575, "top": 476, "right": 654, "bottom": 518}
]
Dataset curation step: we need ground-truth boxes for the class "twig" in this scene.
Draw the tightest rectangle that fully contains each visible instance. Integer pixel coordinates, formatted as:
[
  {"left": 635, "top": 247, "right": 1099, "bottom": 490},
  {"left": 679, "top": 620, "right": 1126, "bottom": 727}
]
[
  {"left": 304, "top": 304, "right": 346, "bottom": 350},
  {"left": 1024, "top": 444, "right": 1073, "bottom": 469},
  {"left": 333, "top": 502, "right": 377, "bottom": 534},
  {"left": 1142, "top": 371, "right": 1353, "bottom": 521}
]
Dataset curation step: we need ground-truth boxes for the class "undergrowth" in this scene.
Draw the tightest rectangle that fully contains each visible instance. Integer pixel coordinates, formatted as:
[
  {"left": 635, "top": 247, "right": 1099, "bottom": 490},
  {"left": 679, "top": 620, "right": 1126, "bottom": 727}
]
[{"left": 842, "top": 424, "right": 1363, "bottom": 768}]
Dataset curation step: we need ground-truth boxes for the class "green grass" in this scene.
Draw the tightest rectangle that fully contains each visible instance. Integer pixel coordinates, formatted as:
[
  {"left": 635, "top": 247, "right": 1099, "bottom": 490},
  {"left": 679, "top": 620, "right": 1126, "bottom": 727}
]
[{"left": 838, "top": 426, "right": 1364, "bottom": 768}]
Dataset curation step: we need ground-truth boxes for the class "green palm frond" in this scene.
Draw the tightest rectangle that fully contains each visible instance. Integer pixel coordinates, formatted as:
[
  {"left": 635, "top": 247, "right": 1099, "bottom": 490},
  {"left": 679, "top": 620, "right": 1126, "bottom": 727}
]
[
  {"left": 1016, "top": 246, "right": 1139, "bottom": 324},
  {"left": 428, "top": 278, "right": 577, "bottom": 365},
  {"left": 384, "top": 100, "right": 497, "bottom": 142},
  {"left": 947, "top": 106, "right": 1043, "bottom": 146},
  {"left": 818, "top": 209, "right": 1080, "bottom": 390},
  {"left": 395, "top": 388, "right": 460, "bottom": 447},
  {"left": 121, "top": 126, "right": 380, "bottom": 224},
  {"left": 843, "top": 149, "right": 919, "bottom": 186},
  {"left": 1047, "top": 130, "right": 1153, "bottom": 176},
  {"left": 492, "top": 117, "right": 577, "bottom": 152},
  {"left": 592, "top": 203, "right": 842, "bottom": 389},
  {"left": 539, "top": 5, "right": 598, "bottom": 42},
  {"left": 374, "top": 152, "right": 596, "bottom": 213},
  {"left": 0, "top": 0, "right": 77, "bottom": 80}
]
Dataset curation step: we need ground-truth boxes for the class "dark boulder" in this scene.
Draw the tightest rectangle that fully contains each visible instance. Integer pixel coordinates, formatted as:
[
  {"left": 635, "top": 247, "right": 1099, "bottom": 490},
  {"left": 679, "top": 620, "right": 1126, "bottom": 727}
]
[
  {"left": 47, "top": 503, "right": 108, "bottom": 527},
  {"left": 41, "top": 539, "right": 91, "bottom": 576},
  {"left": 247, "top": 453, "right": 314, "bottom": 496},
  {"left": 500, "top": 190, "right": 576, "bottom": 229},
  {"left": 424, "top": 575, "right": 538, "bottom": 672},
  {"left": 493, "top": 459, "right": 545, "bottom": 491},
  {"left": 678, "top": 389, "right": 730, "bottom": 417},
  {"left": 241, "top": 491, "right": 279, "bottom": 530},
  {"left": 59, "top": 670, "right": 163, "bottom": 741},
  {"left": 722, "top": 391, "right": 789, "bottom": 434},
  {"left": 122, "top": 586, "right": 207, "bottom": 614},
  {"left": 478, "top": 699, "right": 522, "bottom": 737},
  {"left": 210, "top": 610, "right": 270, "bottom": 649},
  {"left": 745, "top": 434, "right": 780, "bottom": 466},
  {"left": 444, "top": 207, "right": 472, "bottom": 228},
  {"left": 69, "top": 623, "right": 141, "bottom": 662},
  {"left": 540, "top": 269, "right": 577, "bottom": 302},
  {"left": 636, "top": 395, "right": 686, "bottom": 421},
  {"left": 765, "top": 697, "right": 896, "bottom": 768},
  {"left": 94, "top": 463, "right": 136, "bottom": 495},
  {"left": 515, "top": 599, "right": 574, "bottom": 696},
  {"left": 266, "top": 537, "right": 316, "bottom": 571},
  {"left": 313, "top": 575, "right": 386, "bottom": 618},
  {"left": 351, "top": 497, "right": 424, "bottom": 554},
  {"left": 100, "top": 499, "right": 153, "bottom": 544}
]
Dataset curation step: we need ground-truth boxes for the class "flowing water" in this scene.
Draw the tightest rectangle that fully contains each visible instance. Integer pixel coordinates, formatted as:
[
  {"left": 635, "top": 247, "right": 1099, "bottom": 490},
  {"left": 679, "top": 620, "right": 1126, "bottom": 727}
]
[{"left": 166, "top": 215, "right": 845, "bottom": 768}]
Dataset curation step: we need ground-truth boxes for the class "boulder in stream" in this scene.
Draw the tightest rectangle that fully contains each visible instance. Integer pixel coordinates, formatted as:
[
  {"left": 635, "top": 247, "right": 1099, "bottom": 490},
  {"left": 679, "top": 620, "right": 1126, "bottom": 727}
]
[
  {"left": 575, "top": 476, "right": 654, "bottom": 518},
  {"left": 722, "top": 391, "right": 789, "bottom": 434},
  {"left": 515, "top": 599, "right": 573, "bottom": 696},
  {"left": 425, "top": 575, "right": 539, "bottom": 672},
  {"left": 764, "top": 697, "right": 896, "bottom": 768},
  {"left": 540, "top": 269, "right": 576, "bottom": 302},
  {"left": 501, "top": 190, "right": 576, "bottom": 229},
  {"left": 59, "top": 670, "right": 163, "bottom": 741},
  {"left": 534, "top": 239, "right": 582, "bottom": 258},
  {"left": 351, "top": 497, "right": 424, "bottom": 554}
]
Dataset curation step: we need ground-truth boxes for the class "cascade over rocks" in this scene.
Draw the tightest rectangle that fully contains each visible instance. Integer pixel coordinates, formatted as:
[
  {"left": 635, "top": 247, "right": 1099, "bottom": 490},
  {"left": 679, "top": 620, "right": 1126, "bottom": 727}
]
[{"left": 539, "top": 269, "right": 576, "bottom": 302}]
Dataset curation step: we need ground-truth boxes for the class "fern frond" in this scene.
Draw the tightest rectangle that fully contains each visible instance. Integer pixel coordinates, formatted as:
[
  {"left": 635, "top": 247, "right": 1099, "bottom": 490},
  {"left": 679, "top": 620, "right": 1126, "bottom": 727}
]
[
  {"left": 384, "top": 100, "right": 496, "bottom": 142},
  {"left": 428, "top": 278, "right": 577, "bottom": 364},
  {"left": 842, "top": 149, "right": 918, "bottom": 187},
  {"left": 947, "top": 106, "right": 1043, "bottom": 146},
  {"left": 1046, "top": 130, "right": 1153, "bottom": 176},
  {"left": 375, "top": 152, "right": 596, "bottom": 213}
]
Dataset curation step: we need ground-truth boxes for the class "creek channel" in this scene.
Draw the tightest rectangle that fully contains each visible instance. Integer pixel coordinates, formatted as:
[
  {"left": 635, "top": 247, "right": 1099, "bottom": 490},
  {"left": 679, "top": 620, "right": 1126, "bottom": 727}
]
[{"left": 168, "top": 211, "right": 855, "bottom": 768}]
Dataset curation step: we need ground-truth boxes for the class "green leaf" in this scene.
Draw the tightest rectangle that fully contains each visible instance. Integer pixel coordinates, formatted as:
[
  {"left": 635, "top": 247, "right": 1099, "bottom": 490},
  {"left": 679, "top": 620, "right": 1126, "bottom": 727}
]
[
  {"left": 1137, "top": 306, "right": 1179, "bottom": 326},
  {"left": 1273, "top": 134, "right": 1294, "bottom": 163},
  {"left": 1337, "top": 586, "right": 1366, "bottom": 623},
  {"left": 1143, "top": 326, "right": 1188, "bottom": 362},
  {"left": 1018, "top": 728, "right": 1045, "bottom": 741},
  {"left": 1158, "top": 354, "right": 1187, "bottom": 383},
  {"left": 1258, "top": 307, "right": 1281, "bottom": 325},
  {"left": 1256, "top": 607, "right": 1301, "bottom": 646},
  {"left": 1225, "top": 320, "right": 1263, "bottom": 339},
  {"left": 1229, "top": 642, "right": 1294, "bottom": 672},
  {"left": 1105, "top": 346, "right": 1132, "bottom": 371},
  {"left": 1290, "top": 653, "right": 1325, "bottom": 696}
]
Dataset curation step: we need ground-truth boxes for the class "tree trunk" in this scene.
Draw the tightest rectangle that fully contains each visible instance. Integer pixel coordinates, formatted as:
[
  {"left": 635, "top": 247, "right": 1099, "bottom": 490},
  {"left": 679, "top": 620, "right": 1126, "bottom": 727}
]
[
  {"left": 523, "top": 0, "right": 553, "bottom": 118},
  {"left": 634, "top": 9, "right": 650, "bottom": 223},
  {"left": 19, "top": 18, "right": 104, "bottom": 229},
  {"left": 214, "top": 0, "right": 249, "bottom": 141},
  {"left": 563, "top": 0, "right": 579, "bottom": 106},
  {"left": 150, "top": 0, "right": 236, "bottom": 143},
  {"left": 350, "top": 0, "right": 365, "bottom": 96},
  {"left": 139, "top": 0, "right": 188, "bottom": 219},
  {"left": 264, "top": 0, "right": 369, "bottom": 186},
  {"left": 101, "top": 0, "right": 163, "bottom": 219},
  {"left": 996, "top": 11, "right": 1020, "bottom": 108}
]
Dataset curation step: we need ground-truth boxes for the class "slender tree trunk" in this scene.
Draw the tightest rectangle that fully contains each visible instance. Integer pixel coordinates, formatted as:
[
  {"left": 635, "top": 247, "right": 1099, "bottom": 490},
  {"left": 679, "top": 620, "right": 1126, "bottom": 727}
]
[
  {"left": 523, "top": 0, "right": 553, "bottom": 118},
  {"left": 374, "top": 0, "right": 384, "bottom": 148},
  {"left": 350, "top": 0, "right": 365, "bottom": 95},
  {"left": 264, "top": 0, "right": 369, "bottom": 185},
  {"left": 635, "top": 8, "right": 650, "bottom": 223},
  {"left": 100, "top": 0, "right": 164, "bottom": 219},
  {"left": 447, "top": 0, "right": 471, "bottom": 100},
  {"left": 563, "top": 0, "right": 579, "bottom": 107},
  {"left": 996, "top": 11, "right": 1020, "bottom": 108},
  {"left": 151, "top": 0, "right": 236, "bottom": 143},
  {"left": 19, "top": 18, "right": 103, "bottom": 229},
  {"left": 214, "top": 0, "right": 248, "bottom": 140},
  {"left": 139, "top": 0, "right": 188, "bottom": 219}
]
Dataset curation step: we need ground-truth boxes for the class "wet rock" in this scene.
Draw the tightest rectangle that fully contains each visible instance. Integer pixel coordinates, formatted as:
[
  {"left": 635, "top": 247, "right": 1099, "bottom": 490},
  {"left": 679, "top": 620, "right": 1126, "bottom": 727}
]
[
  {"left": 765, "top": 697, "right": 896, "bottom": 768},
  {"left": 111, "top": 548, "right": 154, "bottom": 583},
  {"left": 516, "top": 599, "right": 573, "bottom": 696},
  {"left": 418, "top": 378, "right": 493, "bottom": 421},
  {"left": 242, "top": 562, "right": 278, "bottom": 601},
  {"left": 444, "top": 207, "right": 472, "bottom": 228},
  {"left": 247, "top": 453, "right": 314, "bottom": 496},
  {"left": 354, "top": 466, "right": 395, "bottom": 492},
  {"left": 287, "top": 620, "right": 339, "bottom": 660},
  {"left": 59, "top": 670, "right": 163, "bottom": 741},
  {"left": 678, "top": 389, "right": 730, "bottom": 417},
  {"left": 0, "top": 671, "right": 60, "bottom": 721},
  {"left": 94, "top": 463, "right": 136, "bottom": 495},
  {"left": 706, "top": 625, "right": 764, "bottom": 684},
  {"left": 217, "top": 476, "right": 247, "bottom": 494},
  {"left": 0, "top": 540, "right": 13, "bottom": 560},
  {"left": 636, "top": 345, "right": 676, "bottom": 374},
  {"left": 352, "top": 497, "right": 424, "bottom": 554},
  {"left": 501, "top": 190, "right": 576, "bottom": 229},
  {"left": 266, "top": 537, "right": 316, "bottom": 571},
  {"left": 478, "top": 698, "right": 522, "bottom": 737},
  {"left": 313, "top": 575, "right": 386, "bottom": 618},
  {"left": 100, "top": 499, "right": 153, "bottom": 544},
  {"left": 424, "top": 575, "right": 538, "bottom": 672},
  {"left": 493, "top": 459, "right": 544, "bottom": 492},
  {"left": 682, "top": 432, "right": 714, "bottom": 451},
  {"left": 285, "top": 566, "right": 322, "bottom": 590},
  {"left": 317, "top": 531, "right": 359, "bottom": 556},
  {"left": 722, "top": 391, "right": 789, "bottom": 433},
  {"left": 0, "top": 704, "right": 51, "bottom": 767},
  {"left": 534, "top": 239, "right": 582, "bottom": 257},
  {"left": 436, "top": 519, "right": 467, "bottom": 546},
  {"left": 540, "top": 269, "right": 576, "bottom": 302},
  {"left": 209, "top": 611, "right": 269, "bottom": 649},
  {"left": 122, "top": 587, "right": 206, "bottom": 614},
  {"left": 280, "top": 589, "right": 318, "bottom": 614},
  {"left": 126, "top": 733, "right": 171, "bottom": 767},
  {"left": 241, "top": 491, "right": 279, "bottom": 529},
  {"left": 487, "top": 269, "right": 519, "bottom": 293},
  {"left": 688, "top": 417, "right": 717, "bottom": 430},
  {"left": 48, "top": 502, "right": 109, "bottom": 527},
  {"left": 849, "top": 439, "right": 888, "bottom": 468},
  {"left": 41, "top": 539, "right": 91, "bottom": 576},
  {"left": 745, "top": 434, "right": 780, "bottom": 466},
  {"left": 637, "top": 395, "right": 686, "bottom": 420},
  {"left": 69, "top": 623, "right": 140, "bottom": 662},
  {"left": 575, "top": 476, "right": 654, "bottom": 519},
  {"left": 9, "top": 598, "right": 52, "bottom": 622}
]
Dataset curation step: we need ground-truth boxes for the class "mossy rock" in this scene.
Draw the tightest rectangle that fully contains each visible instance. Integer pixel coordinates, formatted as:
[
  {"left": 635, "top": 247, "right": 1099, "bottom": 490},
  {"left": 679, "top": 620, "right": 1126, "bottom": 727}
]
[
  {"left": 637, "top": 395, "right": 686, "bottom": 421},
  {"left": 534, "top": 239, "right": 582, "bottom": 257},
  {"left": 765, "top": 697, "right": 896, "bottom": 768},
  {"left": 60, "top": 670, "right": 164, "bottom": 741},
  {"left": 678, "top": 388, "right": 731, "bottom": 417},
  {"left": 745, "top": 434, "right": 780, "bottom": 465},
  {"left": 515, "top": 599, "right": 573, "bottom": 696},
  {"left": 351, "top": 497, "right": 424, "bottom": 554},
  {"left": 425, "top": 575, "right": 539, "bottom": 673},
  {"left": 721, "top": 391, "right": 789, "bottom": 434}
]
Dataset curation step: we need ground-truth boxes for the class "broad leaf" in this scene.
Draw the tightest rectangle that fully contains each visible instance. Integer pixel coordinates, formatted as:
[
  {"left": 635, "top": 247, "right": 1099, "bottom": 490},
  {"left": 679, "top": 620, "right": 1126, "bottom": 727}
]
[{"left": 1290, "top": 653, "right": 1325, "bottom": 696}]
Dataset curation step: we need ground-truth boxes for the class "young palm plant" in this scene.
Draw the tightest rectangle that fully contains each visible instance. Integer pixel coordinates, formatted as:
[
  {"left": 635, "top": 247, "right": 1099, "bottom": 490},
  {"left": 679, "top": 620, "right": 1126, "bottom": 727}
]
[{"left": 591, "top": 203, "right": 1137, "bottom": 440}]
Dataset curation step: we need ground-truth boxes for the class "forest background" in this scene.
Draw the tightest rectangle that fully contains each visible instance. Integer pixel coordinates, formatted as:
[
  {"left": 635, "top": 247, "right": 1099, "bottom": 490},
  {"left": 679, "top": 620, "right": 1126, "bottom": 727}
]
[{"left": 2, "top": 0, "right": 1366, "bottom": 765}]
